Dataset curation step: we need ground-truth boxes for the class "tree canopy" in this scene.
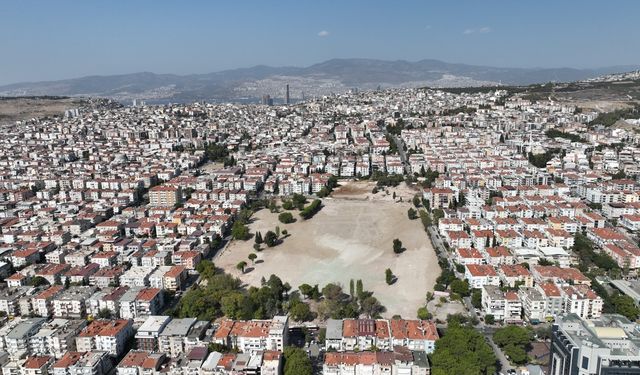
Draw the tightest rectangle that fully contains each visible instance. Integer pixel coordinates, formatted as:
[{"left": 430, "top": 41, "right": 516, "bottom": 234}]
[
  {"left": 431, "top": 323, "right": 497, "bottom": 375},
  {"left": 283, "top": 347, "right": 312, "bottom": 375},
  {"left": 492, "top": 325, "right": 533, "bottom": 365}
]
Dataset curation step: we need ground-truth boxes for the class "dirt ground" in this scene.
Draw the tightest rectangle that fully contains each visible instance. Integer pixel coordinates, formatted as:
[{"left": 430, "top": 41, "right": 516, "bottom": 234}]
[
  {"left": 427, "top": 299, "right": 467, "bottom": 322},
  {"left": 217, "top": 181, "right": 439, "bottom": 318},
  {"left": 0, "top": 97, "right": 86, "bottom": 124}
]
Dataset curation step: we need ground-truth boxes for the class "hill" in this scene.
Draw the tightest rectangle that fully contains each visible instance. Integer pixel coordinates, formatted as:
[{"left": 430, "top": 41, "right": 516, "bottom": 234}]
[{"left": 1, "top": 58, "right": 637, "bottom": 103}]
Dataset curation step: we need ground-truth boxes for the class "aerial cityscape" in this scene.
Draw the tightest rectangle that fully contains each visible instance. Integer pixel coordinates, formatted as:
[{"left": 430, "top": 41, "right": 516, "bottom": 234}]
[{"left": 2, "top": 1, "right": 640, "bottom": 375}]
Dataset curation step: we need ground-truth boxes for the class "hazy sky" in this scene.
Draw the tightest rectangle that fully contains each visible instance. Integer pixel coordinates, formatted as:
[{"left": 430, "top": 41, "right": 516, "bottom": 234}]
[{"left": 1, "top": 0, "right": 639, "bottom": 85}]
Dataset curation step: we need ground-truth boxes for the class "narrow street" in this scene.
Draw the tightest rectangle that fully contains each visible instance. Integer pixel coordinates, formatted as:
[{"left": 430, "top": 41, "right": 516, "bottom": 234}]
[{"left": 390, "top": 134, "right": 410, "bottom": 175}]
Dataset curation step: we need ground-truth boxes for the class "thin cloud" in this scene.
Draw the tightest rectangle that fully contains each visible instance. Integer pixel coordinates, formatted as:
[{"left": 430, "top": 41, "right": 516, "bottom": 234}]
[
  {"left": 463, "top": 26, "right": 491, "bottom": 35},
  {"left": 317, "top": 30, "right": 330, "bottom": 37},
  {"left": 425, "top": 25, "right": 432, "bottom": 30}
]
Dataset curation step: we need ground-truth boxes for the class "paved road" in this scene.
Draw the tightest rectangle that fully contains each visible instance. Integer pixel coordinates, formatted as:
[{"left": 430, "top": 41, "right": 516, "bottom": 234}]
[
  {"left": 391, "top": 134, "right": 410, "bottom": 174},
  {"left": 427, "top": 226, "right": 462, "bottom": 278},
  {"left": 482, "top": 329, "right": 513, "bottom": 374}
]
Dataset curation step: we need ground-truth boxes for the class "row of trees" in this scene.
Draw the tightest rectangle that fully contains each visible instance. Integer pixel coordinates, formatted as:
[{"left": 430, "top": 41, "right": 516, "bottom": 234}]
[
  {"left": 528, "top": 149, "right": 562, "bottom": 169},
  {"left": 176, "top": 261, "right": 312, "bottom": 322},
  {"left": 299, "top": 280, "right": 386, "bottom": 319},
  {"left": 572, "top": 232, "right": 639, "bottom": 320},
  {"left": 317, "top": 175, "right": 339, "bottom": 198},
  {"left": 545, "top": 129, "right": 587, "bottom": 143},
  {"left": 254, "top": 229, "right": 282, "bottom": 249},
  {"left": 300, "top": 199, "right": 322, "bottom": 219},
  {"left": 370, "top": 171, "right": 404, "bottom": 187}
]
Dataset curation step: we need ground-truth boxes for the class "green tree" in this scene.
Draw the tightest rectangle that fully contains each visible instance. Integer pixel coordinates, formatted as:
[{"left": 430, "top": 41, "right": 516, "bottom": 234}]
[
  {"left": 361, "top": 296, "right": 385, "bottom": 318},
  {"left": 318, "top": 328, "right": 326, "bottom": 344},
  {"left": 236, "top": 261, "right": 247, "bottom": 274},
  {"left": 407, "top": 208, "right": 418, "bottom": 220},
  {"left": 611, "top": 293, "right": 640, "bottom": 320},
  {"left": 393, "top": 239, "right": 404, "bottom": 254},
  {"left": 471, "top": 289, "right": 482, "bottom": 308},
  {"left": 322, "top": 283, "right": 345, "bottom": 301},
  {"left": 195, "top": 260, "right": 216, "bottom": 280},
  {"left": 485, "top": 314, "right": 495, "bottom": 325},
  {"left": 493, "top": 325, "right": 533, "bottom": 348},
  {"left": 298, "top": 284, "right": 313, "bottom": 299},
  {"left": 413, "top": 195, "right": 422, "bottom": 207},
  {"left": 418, "top": 212, "right": 432, "bottom": 230},
  {"left": 292, "top": 194, "right": 307, "bottom": 209},
  {"left": 299, "top": 199, "right": 322, "bottom": 219},
  {"left": 450, "top": 279, "right": 470, "bottom": 297},
  {"left": 283, "top": 347, "right": 312, "bottom": 375},
  {"left": 282, "top": 200, "right": 294, "bottom": 210},
  {"left": 385, "top": 268, "right": 396, "bottom": 285},
  {"left": 289, "top": 301, "right": 313, "bottom": 322},
  {"left": 503, "top": 344, "right": 528, "bottom": 365},
  {"left": 492, "top": 325, "right": 533, "bottom": 365},
  {"left": 231, "top": 221, "right": 250, "bottom": 240},
  {"left": 96, "top": 308, "right": 112, "bottom": 319},
  {"left": 431, "top": 324, "right": 497, "bottom": 375},
  {"left": 221, "top": 292, "right": 254, "bottom": 320},
  {"left": 30, "top": 276, "right": 49, "bottom": 287},
  {"left": 248, "top": 253, "right": 257, "bottom": 264},
  {"left": 417, "top": 306, "right": 432, "bottom": 320},
  {"left": 208, "top": 343, "right": 233, "bottom": 353},
  {"left": 432, "top": 209, "right": 444, "bottom": 225},
  {"left": 264, "top": 231, "right": 278, "bottom": 247},
  {"left": 254, "top": 231, "right": 263, "bottom": 244},
  {"left": 278, "top": 212, "right": 295, "bottom": 224}
]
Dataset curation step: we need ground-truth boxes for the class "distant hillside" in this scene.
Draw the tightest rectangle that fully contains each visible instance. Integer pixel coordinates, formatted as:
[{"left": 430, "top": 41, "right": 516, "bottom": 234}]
[{"left": 0, "top": 58, "right": 637, "bottom": 103}]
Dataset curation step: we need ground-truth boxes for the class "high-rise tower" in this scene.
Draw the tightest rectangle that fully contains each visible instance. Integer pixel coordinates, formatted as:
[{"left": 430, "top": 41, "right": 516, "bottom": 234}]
[{"left": 285, "top": 84, "right": 290, "bottom": 105}]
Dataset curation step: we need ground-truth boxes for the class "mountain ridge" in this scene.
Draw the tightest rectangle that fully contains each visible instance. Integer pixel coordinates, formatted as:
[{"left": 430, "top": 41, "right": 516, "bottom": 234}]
[{"left": 1, "top": 58, "right": 638, "bottom": 103}]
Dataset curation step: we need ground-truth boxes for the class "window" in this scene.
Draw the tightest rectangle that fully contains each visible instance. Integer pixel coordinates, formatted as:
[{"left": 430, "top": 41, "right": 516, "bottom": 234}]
[{"left": 581, "top": 356, "right": 589, "bottom": 370}]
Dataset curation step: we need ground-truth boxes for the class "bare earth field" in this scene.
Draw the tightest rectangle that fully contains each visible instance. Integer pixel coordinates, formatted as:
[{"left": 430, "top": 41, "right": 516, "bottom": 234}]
[
  {"left": 0, "top": 97, "right": 86, "bottom": 124},
  {"left": 217, "top": 181, "right": 439, "bottom": 318}
]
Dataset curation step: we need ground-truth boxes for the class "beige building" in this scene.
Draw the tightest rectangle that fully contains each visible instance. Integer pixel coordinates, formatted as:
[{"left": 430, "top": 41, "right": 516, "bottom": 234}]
[{"left": 149, "top": 186, "right": 181, "bottom": 207}]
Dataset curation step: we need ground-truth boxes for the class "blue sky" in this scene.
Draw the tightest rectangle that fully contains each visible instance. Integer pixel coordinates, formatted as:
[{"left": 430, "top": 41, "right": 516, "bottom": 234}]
[{"left": 1, "top": 0, "right": 639, "bottom": 85}]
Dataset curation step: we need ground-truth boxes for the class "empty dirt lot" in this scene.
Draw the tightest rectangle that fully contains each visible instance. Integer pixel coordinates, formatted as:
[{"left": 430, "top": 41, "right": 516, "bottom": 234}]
[{"left": 217, "top": 181, "right": 439, "bottom": 318}]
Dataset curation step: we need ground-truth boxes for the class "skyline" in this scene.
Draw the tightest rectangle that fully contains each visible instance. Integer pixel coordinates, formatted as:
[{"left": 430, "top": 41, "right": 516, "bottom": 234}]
[{"left": 1, "top": 0, "right": 640, "bottom": 85}]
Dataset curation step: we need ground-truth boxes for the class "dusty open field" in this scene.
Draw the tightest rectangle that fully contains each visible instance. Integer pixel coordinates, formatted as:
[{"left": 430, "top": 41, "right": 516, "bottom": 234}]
[
  {"left": 217, "top": 181, "right": 439, "bottom": 318},
  {"left": 0, "top": 97, "right": 86, "bottom": 124}
]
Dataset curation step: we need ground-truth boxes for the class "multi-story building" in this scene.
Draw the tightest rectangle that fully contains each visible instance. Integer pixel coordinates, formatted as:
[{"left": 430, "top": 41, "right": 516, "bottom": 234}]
[
  {"left": 212, "top": 316, "right": 289, "bottom": 355},
  {"left": 551, "top": 314, "right": 640, "bottom": 375},
  {"left": 149, "top": 186, "right": 181, "bottom": 207},
  {"left": 2, "top": 318, "right": 47, "bottom": 360},
  {"left": 518, "top": 287, "right": 547, "bottom": 324},
  {"left": 158, "top": 318, "right": 197, "bottom": 358},
  {"left": 135, "top": 316, "right": 171, "bottom": 352},
  {"left": 76, "top": 320, "right": 133, "bottom": 357},
  {"left": 52, "top": 286, "right": 96, "bottom": 318},
  {"left": 481, "top": 285, "right": 522, "bottom": 323},
  {"left": 52, "top": 351, "right": 113, "bottom": 375}
]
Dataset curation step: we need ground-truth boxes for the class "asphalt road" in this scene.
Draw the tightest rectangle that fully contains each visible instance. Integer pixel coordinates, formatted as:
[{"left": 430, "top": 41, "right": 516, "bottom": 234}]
[{"left": 391, "top": 134, "right": 410, "bottom": 175}]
